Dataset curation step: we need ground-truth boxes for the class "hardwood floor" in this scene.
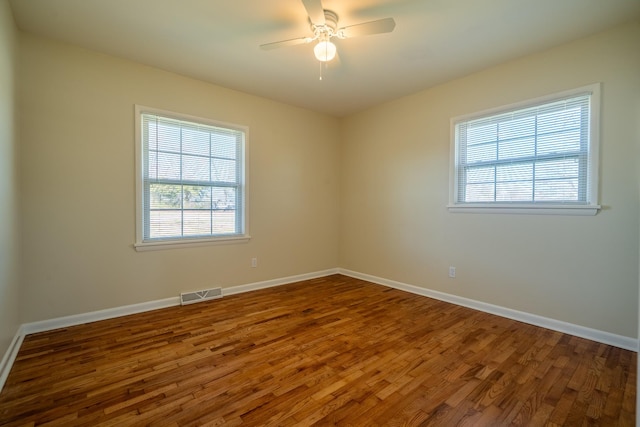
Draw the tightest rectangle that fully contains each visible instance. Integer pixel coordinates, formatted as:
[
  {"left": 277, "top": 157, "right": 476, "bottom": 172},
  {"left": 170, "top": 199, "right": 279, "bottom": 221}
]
[{"left": 0, "top": 274, "right": 635, "bottom": 426}]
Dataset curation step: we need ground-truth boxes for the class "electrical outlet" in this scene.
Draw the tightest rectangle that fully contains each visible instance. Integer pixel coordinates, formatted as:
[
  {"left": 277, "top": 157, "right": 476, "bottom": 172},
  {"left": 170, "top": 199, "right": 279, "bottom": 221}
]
[
  {"left": 251, "top": 257, "right": 258, "bottom": 268},
  {"left": 448, "top": 266, "right": 456, "bottom": 278}
]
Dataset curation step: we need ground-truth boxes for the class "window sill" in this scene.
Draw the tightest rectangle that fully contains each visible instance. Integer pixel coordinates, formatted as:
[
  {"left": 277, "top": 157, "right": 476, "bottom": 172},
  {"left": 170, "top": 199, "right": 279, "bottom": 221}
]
[
  {"left": 134, "top": 235, "right": 251, "bottom": 252},
  {"left": 447, "top": 204, "right": 600, "bottom": 216}
]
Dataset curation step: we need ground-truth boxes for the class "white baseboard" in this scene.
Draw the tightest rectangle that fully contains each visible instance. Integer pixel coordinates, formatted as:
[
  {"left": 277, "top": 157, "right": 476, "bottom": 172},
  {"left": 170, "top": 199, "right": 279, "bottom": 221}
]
[
  {"left": 223, "top": 268, "right": 339, "bottom": 296},
  {"left": 2, "top": 266, "right": 636, "bottom": 394},
  {"left": 21, "top": 268, "right": 340, "bottom": 336},
  {"left": 0, "top": 326, "right": 25, "bottom": 392},
  {"left": 21, "top": 297, "right": 181, "bottom": 336},
  {"left": 0, "top": 268, "right": 340, "bottom": 392},
  {"left": 339, "top": 268, "right": 638, "bottom": 352}
]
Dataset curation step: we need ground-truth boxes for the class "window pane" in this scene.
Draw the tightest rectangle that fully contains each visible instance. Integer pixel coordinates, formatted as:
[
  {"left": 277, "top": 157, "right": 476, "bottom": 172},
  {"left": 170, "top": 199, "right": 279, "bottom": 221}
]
[
  {"left": 182, "top": 155, "right": 210, "bottom": 182},
  {"left": 536, "top": 130, "right": 581, "bottom": 155},
  {"left": 146, "top": 121, "right": 158, "bottom": 151},
  {"left": 213, "top": 187, "right": 236, "bottom": 210},
  {"left": 496, "top": 163, "right": 532, "bottom": 182},
  {"left": 150, "top": 184, "right": 181, "bottom": 209},
  {"left": 156, "top": 121, "right": 181, "bottom": 152},
  {"left": 183, "top": 210, "right": 212, "bottom": 236},
  {"left": 148, "top": 151, "right": 157, "bottom": 180},
  {"left": 183, "top": 185, "right": 211, "bottom": 209},
  {"left": 213, "top": 210, "right": 236, "bottom": 234},
  {"left": 467, "top": 123, "right": 497, "bottom": 145},
  {"left": 212, "top": 133, "right": 238, "bottom": 159},
  {"left": 537, "top": 107, "right": 581, "bottom": 135},
  {"left": 466, "top": 166, "right": 494, "bottom": 184},
  {"left": 498, "top": 116, "right": 535, "bottom": 140},
  {"left": 212, "top": 159, "right": 237, "bottom": 182},
  {"left": 466, "top": 143, "right": 496, "bottom": 164},
  {"left": 496, "top": 181, "right": 533, "bottom": 201},
  {"left": 156, "top": 152, "right": 181, "bottom": 180},
  {"left": 535, "top": 179, "right": 579, "bottom": 201},
  {"left": 535, "top": 158, "right": 579, "bottom": 179},
  {"left": 149, "top": 210, "right": 181, "bottom": 239},
  {"left": 498, "top": 137, "right": 534, "bottom": 160},
  {"left": 182, "top": 127, "right": 210, "bottom": 156},
  {"left": 465, "top": 183, "right": 495, "bottom": 202}
]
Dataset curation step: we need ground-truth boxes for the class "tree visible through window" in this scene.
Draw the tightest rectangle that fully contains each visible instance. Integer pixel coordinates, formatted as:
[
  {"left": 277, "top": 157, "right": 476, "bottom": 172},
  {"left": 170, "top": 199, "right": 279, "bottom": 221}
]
[{"left": 135, "top": 107, "right": 247, "bottom": 248}]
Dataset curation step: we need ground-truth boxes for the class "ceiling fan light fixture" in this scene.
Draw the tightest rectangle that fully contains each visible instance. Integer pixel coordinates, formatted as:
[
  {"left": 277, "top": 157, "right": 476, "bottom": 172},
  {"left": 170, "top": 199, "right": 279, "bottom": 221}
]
[{"left": 314, "top": 40, "right": 336, "bottom": 62}]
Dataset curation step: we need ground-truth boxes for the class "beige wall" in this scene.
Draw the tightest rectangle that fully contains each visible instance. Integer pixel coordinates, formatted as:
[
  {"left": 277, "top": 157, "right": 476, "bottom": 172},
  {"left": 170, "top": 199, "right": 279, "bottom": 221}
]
[
  {"left": 340, "top": 21, "right": 640, "bottom": 338},
  {"left": 0, "top": 0, "right": 20, "bottom": 356},
  {"left": 18, "top": 34, "right": 341, "bottom": 322}
]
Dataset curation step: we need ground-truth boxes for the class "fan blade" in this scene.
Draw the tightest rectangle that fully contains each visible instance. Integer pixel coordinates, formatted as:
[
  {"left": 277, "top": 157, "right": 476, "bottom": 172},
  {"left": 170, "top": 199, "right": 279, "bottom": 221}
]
[
  {"left": 301, "top": 0, "right": 325, "bottom": 25},
  {"left": 260, "top": 37, "right": 310, "bottom": 50},
  {"left": 339, "top": 17, "right": 395, "bottom": 38}
]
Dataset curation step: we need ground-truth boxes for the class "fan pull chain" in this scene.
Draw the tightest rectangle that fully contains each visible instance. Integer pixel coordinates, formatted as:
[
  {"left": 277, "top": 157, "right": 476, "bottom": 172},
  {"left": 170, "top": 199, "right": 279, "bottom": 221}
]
[{"left": 319, "top": 61, "right": 323, "bottom": 81}]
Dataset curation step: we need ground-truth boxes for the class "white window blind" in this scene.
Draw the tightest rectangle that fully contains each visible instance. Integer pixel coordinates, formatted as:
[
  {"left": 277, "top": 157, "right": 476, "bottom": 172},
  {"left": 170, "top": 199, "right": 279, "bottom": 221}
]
[
  {"left": 136, "top": 107, "right": 247, "bottom": 249},
  {"left": 449, "top": 84, "right": 600, "bottom": 215}
]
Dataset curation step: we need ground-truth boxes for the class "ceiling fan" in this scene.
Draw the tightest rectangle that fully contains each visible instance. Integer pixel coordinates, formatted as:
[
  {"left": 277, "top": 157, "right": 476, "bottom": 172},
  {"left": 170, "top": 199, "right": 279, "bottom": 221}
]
[{"left": 260, "top": 0, "right": 396, "bottom": 64}]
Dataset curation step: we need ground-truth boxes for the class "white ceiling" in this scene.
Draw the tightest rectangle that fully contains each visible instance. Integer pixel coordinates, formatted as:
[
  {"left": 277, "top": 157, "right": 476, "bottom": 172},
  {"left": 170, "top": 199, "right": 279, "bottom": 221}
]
[{"left": 9, "top": 0, "right": 640, "bottom": 117}]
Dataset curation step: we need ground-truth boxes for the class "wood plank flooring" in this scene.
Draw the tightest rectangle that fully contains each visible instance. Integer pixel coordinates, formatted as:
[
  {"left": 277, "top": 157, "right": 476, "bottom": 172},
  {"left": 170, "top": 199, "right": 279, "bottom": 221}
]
[{"left": 0, "top": 274, "right": 636, "bottom": 426}]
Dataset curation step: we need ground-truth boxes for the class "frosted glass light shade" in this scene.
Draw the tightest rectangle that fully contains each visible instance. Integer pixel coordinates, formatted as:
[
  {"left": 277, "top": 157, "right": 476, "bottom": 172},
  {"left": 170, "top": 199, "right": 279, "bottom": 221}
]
[{"left": 314, "top": 40, "right": 337, "bottom": 62}]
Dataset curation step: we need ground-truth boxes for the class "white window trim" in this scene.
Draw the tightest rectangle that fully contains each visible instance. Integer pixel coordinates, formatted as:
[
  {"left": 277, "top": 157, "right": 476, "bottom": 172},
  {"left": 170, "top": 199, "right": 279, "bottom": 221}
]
[
  {"left": 448, "top": 83, "right": 601, "bottom": 215},
  {"left": 134, "top": 105, "right": 250, "bottom": 251}
]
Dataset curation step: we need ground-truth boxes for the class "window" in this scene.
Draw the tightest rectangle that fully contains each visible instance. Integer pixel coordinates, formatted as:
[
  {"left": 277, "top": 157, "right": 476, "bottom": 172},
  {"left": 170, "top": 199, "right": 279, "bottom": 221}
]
[
  {"left": 449, "top": 84, "right": 600, "bottom": 215},
  {"left": 135, "top": 106, "right": 249, "bottom": 250}
]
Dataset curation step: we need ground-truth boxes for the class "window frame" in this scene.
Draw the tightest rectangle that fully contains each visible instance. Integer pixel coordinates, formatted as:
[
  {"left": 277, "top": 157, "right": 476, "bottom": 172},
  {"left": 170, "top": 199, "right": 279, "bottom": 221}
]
[
  {"left": 134, "top": 105, "right": 250, "bottom": 251},
  {"left": 448, "top": 84, "right": 601, "bottom": 215}
]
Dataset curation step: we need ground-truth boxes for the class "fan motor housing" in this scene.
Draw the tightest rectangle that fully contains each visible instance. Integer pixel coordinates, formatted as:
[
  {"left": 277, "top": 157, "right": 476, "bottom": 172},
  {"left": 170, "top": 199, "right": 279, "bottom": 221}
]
[{"left": 310, "top": 9, "right": 338, "bottom": 33}]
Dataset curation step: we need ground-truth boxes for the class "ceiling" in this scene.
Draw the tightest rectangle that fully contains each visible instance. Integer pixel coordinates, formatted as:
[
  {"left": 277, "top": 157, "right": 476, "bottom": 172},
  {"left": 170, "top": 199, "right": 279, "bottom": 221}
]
[{"left": 9, "top": 0, "right": 640, "bottom": 117}]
